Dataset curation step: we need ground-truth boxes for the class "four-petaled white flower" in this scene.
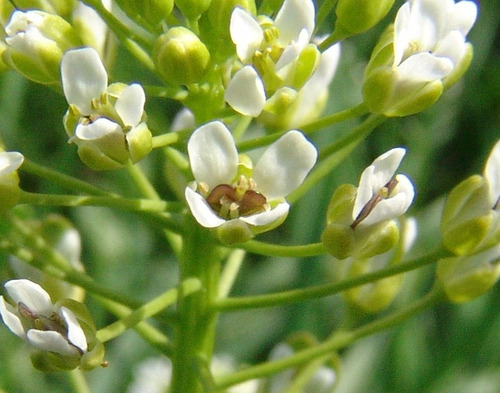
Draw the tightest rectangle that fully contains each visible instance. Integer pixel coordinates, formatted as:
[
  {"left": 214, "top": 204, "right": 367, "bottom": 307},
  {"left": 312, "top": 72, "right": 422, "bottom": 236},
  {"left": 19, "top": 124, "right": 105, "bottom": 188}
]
[
  {"left": 185, "top": 121, "right": 317, "bottom": 235},
  {"left": 0, "top": 279, "right": 87, "bottom": 358},
  {"left": 393, "top": 0, "right": 477, "bottom": 83},
  {"left": 352, "top": 148, "right": 415, "bottom": 228},
  {"left": 484, "top": 139, "right": 500, "bottom": 211},
  {"left": 224, "top": 0, "right": 316, "bottom": 117},
  {"left": 61, "top": 47, "right": 151, "bottom": 169}
]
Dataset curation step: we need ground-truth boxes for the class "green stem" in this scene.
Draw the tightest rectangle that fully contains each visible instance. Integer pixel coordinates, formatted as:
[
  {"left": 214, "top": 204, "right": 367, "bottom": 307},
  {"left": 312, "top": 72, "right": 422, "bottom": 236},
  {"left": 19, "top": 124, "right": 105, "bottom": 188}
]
[
  {"left": 143, "top": 85, "right": 189, "bottom": 101},
  {"left": 236, "top": 104, "right": 368, "bottom": 153},
  {"left": 239, "top": 241, "right": 325, "bottom": 258},
  {"left": 69, "top": 369, "right": 90, "bottom": 393},
  {"left": 288, "top": 114, "right": 385, "bottom": 203},
  {"left": 213, "top": 247, "right": 447, "bottom": 312},
  {"left": 21, "top": 159, "right": 112, "bottom": 196},
  {"left": 152, "top": 132, "right": 183, "bottom": 149},
  {"left": 96, "top": 278, "right": 202, "bottom": 342},
  {"left": 215, "top": 287, "right": 445, "bottom": 389},
  {"left": 96, "top": 297, "right": 173, "bottom": 356},
  {"left": 126, "top": 161, "right": 161, "bottom": 200},
  {"left": 170, "top": 220, "right": 222, "bottom": 393},
  {"left": 232, "top": 116, "right": 253, "bottom": 141},
  {"left": 218, "top": 249, "right": 246, "bottom": 298}
]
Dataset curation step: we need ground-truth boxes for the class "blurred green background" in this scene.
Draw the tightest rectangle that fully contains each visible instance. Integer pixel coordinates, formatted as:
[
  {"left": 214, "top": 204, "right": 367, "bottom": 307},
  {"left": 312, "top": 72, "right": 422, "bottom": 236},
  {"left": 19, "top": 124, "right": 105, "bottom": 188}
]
[{"left": 0, "top": 0, "right": 499, "bottom": 392}]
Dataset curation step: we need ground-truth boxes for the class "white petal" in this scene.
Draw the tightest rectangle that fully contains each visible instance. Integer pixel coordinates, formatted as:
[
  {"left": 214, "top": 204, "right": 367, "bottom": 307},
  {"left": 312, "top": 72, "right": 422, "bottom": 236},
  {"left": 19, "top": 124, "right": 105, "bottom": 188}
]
[
  {"left": 0, "top": 152, "right": 24, "bottom": 175},
  {"left": 253, "top": 131, "right": 317, "bottom": 200},
  {"left": 61, "top": 47, "right": 107, "bottom": 114},
  {"left": 225, "top": 66, "right": 266, "bottom": 117},
  {"left": 76, "top": 118, "right": 122, "bottom": 140},
  {"left": 4, "top": 279, "right": 53, "bottom": 314},
  {"left": 26, "top": 329, "right": 80, "bottom": 357},
  {"left": 185, "top": 187, "right": 226, "bottom": 228},
  {"left": 397, "top": 52, "right": 454, "bottom": 82},
  {"left": 115, "top": 84, "right": 145, "bottom": 127},
  {"left": 275, "top": 29, "right": 310, "bottom": 80},
  {"left": 393, "top": 2, "right": 411, "bottom": 66},
  {"left": 60, "top": 307, "right": 87, "bottom": 353},
  {"left": 230, "top": 7, "right": 263, "bottom": 63},
  {"left": 187, "top": 121, "right": 239, "bottom": 189},
  {"left": 449, "top": 1, "right": 477, "bottom": 36},
  {"left": 275, "top": 0, "right": 315, "bottom": 45},
  {"left": 240, "top": 202, "right": 289, "bottom": 226},
  {"left": 433, "top": 30, "right": 466, "bottom": 66},
  {"left": 484, "top": 140, "right": 500, "bottom": 208},
  {"left": 171, "top": 108, "right": 195, "bottom": 132},
  {"left": 0, "top": 296, "right": 26, "bottom": 339}
]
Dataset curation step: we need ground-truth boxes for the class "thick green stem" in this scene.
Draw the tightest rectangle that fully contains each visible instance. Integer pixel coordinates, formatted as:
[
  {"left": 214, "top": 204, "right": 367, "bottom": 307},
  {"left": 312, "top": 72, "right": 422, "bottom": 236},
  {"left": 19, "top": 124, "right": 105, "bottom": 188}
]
[{"left": 170, "top": 220, "right": 222, "bottom": 393}]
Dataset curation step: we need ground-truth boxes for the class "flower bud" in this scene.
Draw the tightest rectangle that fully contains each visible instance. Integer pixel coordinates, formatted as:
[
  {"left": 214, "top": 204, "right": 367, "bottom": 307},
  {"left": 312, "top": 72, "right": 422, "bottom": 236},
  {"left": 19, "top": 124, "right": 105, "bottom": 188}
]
[
  {"left": 0, "top": 150, "right": 24, "bottom": 213},
  {"left": 153, "top": 27, "right": 211, "bottom": 85},
  {"left": 114, "top": 0, "right": 174, "bottom": 28},
  {"left": 3, "top": 10, "right": 82, "bottom": 84},
  {"left": 175, "top": 0, "right": 212, "bottom": 20},
  {"left": 8, "top": 0, "right": 75, "bottom": 18},
  {"left": 437, "top": 245, "right": 500, "bottom": 303},
  {"left": 334, "top": 0, "right": 395, "bottom": 39}
]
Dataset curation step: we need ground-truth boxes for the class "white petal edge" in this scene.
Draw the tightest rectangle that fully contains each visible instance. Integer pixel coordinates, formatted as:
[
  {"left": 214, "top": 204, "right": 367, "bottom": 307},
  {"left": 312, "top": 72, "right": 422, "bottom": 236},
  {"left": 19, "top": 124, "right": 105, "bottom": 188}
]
[
  {"left": 115, "top": 84, "right": 145, "bottom": 127},
  {"left": 240, "top": 202, "right": 290, "bottom": 226},
  {"left": 185, "top": 187, "right": 226, "bottom": 228},
  {"left": 230, "top": 7, "right": 263, "bottom": 63},
  {"left": 275, "top": 0, "right": 315, "bottom": 45},
  {"left": 26, "top": 329, "right": 80, "bottom": 357},
  {"left": 393, "top": 2, "right": 411, "bottom": 66},
  {"left": 76, "top": 118, "right": 123, "bottom": 140},
  {"left": 60, "top": 307, "right": 87, "bottom": 353},
  {"left": 484, "top": 139, "right": 500, "bottom": 208},
  {"left": 225, "top": 66, "right": 266, "bottom": 117},
  {"left": 4, "top": 279, "right": 53, "bottom": 314},
  {"left": 187, "top": 121, "right": 239, "bottom": 189},
  {"left": 0, "top": 296, "right": 26, "bottom": 338},
  {"left": 171, "top": 108, "right": 195, "bottom": 132},
  {"left": 397, "top": 52, "right": 454, "bottom": 82},
  {"left": 0, "top": 152, "right": 24, "bottom": 174},
  {"left": 61, "top": 47, "right": 107, "bottom": 114},
  {"left": 449, "top": 0, "right": 478, "bottom": 36},
  {"left": 253, "top": 130, "right": 317, "bottom": 201}
]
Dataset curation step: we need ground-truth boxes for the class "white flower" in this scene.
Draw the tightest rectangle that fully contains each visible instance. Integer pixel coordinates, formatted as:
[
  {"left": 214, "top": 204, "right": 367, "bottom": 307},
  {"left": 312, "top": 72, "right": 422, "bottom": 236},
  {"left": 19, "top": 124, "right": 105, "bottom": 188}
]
[
  {"left": 393, "top": 0, "right": 477, "bottom": 82},
  {"left": 185, "top": 121, "right": 317, "bottom": 233},
  {"left": 0, "top": 279, "right": 87, "bottom": 358},
  {"left": 224, "top": 0, "right": 316, "bottom": 116},
  {"left": 0, "top": 151, "right": 24, "bottom": 182},
  {"left": 484, "top": 139, "right": 500, "bottom": 211},
  {"left": 72, "top": 0, "right": 112, "bottom": 57},
  {"left": 61, "top": 47, "right": 151, "bottom": 168},
  {"left": 352, "top": 148, "right": 415, "bottom": 228}
]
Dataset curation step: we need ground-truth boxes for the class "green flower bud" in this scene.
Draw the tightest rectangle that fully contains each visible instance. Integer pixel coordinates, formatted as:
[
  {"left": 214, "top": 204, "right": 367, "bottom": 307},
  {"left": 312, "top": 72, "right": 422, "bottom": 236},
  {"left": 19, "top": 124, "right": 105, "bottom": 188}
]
[
  {"left": 437, "top": 245, "right": 500, "bottom": 303},
  {"left": 287, "top": 44, "right": 320, "bottom": 90},
  {"left": 114, "top": 0, "right": 174, "bottom": 28},
  {"left": 127, "top": 122, "right": 153, "bottom": 164},
  {"left": 175, "top": 0, "right": 212, "bottom": 20},
  {"left": 215, "top": 219, "right": 254, "bottom": 245},
  {"left": 334, "top": 0, "right": 395, "bottom": 39},
  {"left": 2, "top": 10, "right": 82, "bottom": 84},
  {"left": 441, "top": 175, "right": 495, "bottom": 255},
  {"left": 153, "top": 27, "right": 211, "bottom": 85}
]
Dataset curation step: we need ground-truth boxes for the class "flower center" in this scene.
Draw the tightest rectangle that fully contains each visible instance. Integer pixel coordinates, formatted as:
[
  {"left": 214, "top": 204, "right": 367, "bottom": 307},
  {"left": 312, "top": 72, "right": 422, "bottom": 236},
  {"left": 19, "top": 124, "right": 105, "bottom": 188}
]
[
  {"left": 204, "top": 176, "right": 268, "bottom": 220},
  {"left": 351, "top": 177, "right": 399, "bottom": 229},
  {"left": 18, "top": 302, "right": 67, "bottom": 336}
]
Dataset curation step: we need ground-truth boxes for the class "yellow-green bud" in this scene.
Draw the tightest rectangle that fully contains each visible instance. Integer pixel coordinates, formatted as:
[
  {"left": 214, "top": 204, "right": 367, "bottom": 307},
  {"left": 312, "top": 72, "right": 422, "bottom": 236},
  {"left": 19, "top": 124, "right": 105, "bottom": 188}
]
[
  {"left": 175, "top": 0, "right": 212, "bottom": 20},
  {"left": 127, "top": 122, "right": 153, "bottom": 164},
  {"left": 114, "top": 0, "right": 174, "bottom": 27},
  {"left": 441, "top": 175, "right": 495, "bottom": 255},
  {"left": 2, "top": 10, "right": 82, "bottom": 84},
  {"left": 437, "top": 245, "right": 500, "bottom": 303},
  {"left": 334, "top": 0, "right": 395, "bottom": 39},
  {"left": 153, "top": 27, "right": 211, "bottom": 85},
  {"left": 215, "top": 219, "right": 254, "bottom": 245},
  {"left": 288, "top": 44, "right": 320, "bottom": 90}
]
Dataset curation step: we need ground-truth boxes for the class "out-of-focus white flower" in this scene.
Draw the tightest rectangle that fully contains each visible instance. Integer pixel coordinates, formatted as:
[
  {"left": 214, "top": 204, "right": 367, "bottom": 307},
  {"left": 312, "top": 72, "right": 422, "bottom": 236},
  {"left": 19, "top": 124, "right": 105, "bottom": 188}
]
[
  {"left": 352, "top": 148, "right": 415, "bottom": 228},
  {"left": 185, "top": 121, "right": 317, "bottom": 242},
  {"left": 0, "top": 151, "right": 24, "bottom": 213},
  {"left": 0, "top": 279, "right": 87, "bottom": 358},
  {"left": 61, "top": 47, "right": 152, "bottom": 169},
  {"left": 393, "top": 0, "right": 477, "bottom": 83},
  {"left": 484, "top": 139, "right": 500, "bottom": 211},
  {"left": 0, "top": 151, "right": 24, "bottom": 181}
]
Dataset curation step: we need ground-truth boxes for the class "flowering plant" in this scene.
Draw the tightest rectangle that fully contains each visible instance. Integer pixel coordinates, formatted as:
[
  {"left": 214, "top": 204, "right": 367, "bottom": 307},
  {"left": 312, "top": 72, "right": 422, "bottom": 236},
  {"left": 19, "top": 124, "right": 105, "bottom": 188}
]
[{"left": 0, "top": 0, "right": 498, "bottom": 392}]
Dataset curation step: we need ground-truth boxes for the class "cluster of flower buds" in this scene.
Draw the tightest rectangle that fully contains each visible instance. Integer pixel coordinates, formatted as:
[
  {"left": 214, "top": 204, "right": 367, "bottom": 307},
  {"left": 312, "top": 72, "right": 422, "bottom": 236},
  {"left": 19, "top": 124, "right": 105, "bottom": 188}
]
[
  {"left": 0, "top": 279, "right": 104, "bottom": 371},
  {"left": 322, "top": 148, "right": 415, "bottom": 260},
  {"left": 437, "top": 140, "right": 500, "bottom": 302},
  {"left": 61, "top": 47, "right": 152, "bottom": 170}
]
